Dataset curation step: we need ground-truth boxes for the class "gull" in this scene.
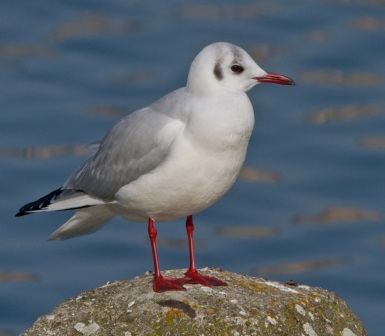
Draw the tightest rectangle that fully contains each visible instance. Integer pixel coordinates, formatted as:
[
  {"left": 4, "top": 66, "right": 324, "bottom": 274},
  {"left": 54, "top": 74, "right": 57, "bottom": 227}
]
[{"left": 16, "top": 42, "right": 294, "bottom": 292}]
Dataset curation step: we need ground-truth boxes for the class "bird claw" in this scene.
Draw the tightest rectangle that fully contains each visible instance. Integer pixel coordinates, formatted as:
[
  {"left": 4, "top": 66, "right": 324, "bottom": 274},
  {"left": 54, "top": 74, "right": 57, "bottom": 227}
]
[
  {"left": 153, "top": 276, "right": 188, "bottom": 292},
  {"left": 185, "top": 269, "right": 227, "bottom": 287},
  {"left": 152, "top": 271, "right": 227, "bottom": 292}
]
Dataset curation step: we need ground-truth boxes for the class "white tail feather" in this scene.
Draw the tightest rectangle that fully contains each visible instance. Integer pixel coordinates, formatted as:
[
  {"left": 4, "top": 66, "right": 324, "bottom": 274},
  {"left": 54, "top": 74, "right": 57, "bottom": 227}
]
[
  {"left": 47, "top": 193, "right": 106, "bottom": 211},
  {"left": 48, "top": 206, "right": 114, "bottom": 240}
]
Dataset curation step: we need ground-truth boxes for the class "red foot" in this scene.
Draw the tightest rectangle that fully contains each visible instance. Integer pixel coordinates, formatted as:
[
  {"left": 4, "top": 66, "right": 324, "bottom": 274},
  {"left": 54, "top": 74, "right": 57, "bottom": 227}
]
[
  {"left": 153, "top": 276, "right": 188, "bottom": 293},
  {"left": 185, "top": 269, "right": 227, "bottom": 287}
]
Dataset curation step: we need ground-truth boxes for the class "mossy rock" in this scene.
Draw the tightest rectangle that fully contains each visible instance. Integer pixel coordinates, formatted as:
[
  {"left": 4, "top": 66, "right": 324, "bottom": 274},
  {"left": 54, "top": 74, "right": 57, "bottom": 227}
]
[{"left": 21, "top": 268, "right": 366, "bottom": 336}]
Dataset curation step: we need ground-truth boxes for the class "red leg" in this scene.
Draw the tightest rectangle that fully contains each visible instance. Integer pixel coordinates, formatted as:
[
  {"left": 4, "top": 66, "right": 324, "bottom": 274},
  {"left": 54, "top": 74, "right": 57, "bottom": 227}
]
[
  {"left": 148, "top": 218, "right": 187, "bottom": 292},
  {"left": 184, "top": 215, "right": 227, "bottom": 287}
]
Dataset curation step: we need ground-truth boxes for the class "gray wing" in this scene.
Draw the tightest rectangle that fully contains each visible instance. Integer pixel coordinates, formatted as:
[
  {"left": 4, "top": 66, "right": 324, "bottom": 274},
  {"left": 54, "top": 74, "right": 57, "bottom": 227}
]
[{"left": 64, "top": 100, "right": 186, "bottom": 200}]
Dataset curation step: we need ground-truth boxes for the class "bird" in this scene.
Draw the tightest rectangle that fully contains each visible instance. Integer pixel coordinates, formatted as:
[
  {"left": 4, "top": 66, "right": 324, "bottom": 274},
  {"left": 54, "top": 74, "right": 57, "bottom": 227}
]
[{"left": 16, "top": 42, "right": 295, "bottom": 292}]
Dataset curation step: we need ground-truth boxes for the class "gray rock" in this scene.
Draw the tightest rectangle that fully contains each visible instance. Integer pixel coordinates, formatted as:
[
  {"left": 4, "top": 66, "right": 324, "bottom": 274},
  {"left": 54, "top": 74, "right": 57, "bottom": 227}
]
[{"left": 21, "top": 268, "right": 367, "bottom": 336}]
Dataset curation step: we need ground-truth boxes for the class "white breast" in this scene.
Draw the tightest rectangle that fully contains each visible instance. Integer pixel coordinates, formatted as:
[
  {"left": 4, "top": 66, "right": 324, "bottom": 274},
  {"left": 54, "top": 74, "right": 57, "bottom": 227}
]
[{"left": 114, "top": 91, "right": 255, "bottom": 222}]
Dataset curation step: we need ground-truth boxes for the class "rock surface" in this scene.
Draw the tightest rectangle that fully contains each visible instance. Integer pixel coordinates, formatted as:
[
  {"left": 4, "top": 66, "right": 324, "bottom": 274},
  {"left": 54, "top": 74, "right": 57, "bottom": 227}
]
[{"left": 22, "top": 268, "right": 367, "bottom": 336}]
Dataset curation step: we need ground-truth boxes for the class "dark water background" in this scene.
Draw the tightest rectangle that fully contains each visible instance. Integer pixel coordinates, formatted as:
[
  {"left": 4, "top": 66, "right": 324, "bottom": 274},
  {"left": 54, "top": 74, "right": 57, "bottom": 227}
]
[{"left": 1, "top": 0, "right": 385, "bottom": 334}]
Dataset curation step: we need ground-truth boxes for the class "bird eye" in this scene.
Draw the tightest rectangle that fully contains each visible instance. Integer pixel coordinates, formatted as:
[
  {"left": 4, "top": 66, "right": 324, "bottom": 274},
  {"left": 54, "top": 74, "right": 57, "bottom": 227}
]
[{"left": 230, "top": 64, "right": 244, "bottom": 74}]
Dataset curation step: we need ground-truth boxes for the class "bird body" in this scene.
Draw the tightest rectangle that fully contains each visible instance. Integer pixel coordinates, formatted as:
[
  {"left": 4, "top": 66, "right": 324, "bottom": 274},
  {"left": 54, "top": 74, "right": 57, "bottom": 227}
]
[
  {"left": 116, "top": 89, "right": 254, "bottom": 221},
  {"left": 16, "top": 42, "right": 294, "bottom": 291}
]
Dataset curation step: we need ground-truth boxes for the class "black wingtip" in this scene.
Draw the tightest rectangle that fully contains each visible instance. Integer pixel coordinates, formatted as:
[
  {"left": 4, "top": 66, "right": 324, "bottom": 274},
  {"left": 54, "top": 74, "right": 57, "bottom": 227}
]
[
  {"left": 15, "top": 187, "right": 63, "bottom": 218},
  {"left": 15, "top": 211, "right": 28, "bottom": 217}
]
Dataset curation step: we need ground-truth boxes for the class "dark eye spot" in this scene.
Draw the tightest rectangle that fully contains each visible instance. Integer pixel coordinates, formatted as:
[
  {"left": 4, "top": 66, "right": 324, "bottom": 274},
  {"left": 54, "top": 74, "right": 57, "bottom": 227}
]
[
  {"left": 230, "top": 64, "right": 244, "bottom": 74},
  {"left": 213, "top": 62, "right": 223, "bottom": 80}
]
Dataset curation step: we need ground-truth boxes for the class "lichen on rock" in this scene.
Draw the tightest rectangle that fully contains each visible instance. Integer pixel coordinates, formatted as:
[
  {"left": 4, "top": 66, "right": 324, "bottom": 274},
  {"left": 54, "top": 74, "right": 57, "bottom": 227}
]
[{"left": 21, "top": 268, "right": 367, "bottom": 336}]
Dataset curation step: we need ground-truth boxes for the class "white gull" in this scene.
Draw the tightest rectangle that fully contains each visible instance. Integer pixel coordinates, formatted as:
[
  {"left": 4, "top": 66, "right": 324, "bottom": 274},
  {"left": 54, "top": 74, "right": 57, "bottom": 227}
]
[{"left": 16, "top": 42, "right": 294, "bottom": 292}]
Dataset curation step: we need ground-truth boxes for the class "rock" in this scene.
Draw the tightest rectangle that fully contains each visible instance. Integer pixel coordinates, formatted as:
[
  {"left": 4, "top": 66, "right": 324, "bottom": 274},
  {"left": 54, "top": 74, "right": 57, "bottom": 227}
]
[{"left": 21, "top": 268, "right": 367, "bottom": 336}]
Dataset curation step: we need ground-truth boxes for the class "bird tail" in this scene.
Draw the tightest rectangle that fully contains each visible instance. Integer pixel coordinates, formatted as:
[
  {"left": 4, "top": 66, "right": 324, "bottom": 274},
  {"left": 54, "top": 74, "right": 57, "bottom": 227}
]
[
  {"left": 15, "top": 187, "right": 115, "bottom": 240},
  {"left": 15, "top": 187, "right": 106, "bottom": 216},
  {"left": 48, "top": 206, "right": 114, "bottom": 240}
]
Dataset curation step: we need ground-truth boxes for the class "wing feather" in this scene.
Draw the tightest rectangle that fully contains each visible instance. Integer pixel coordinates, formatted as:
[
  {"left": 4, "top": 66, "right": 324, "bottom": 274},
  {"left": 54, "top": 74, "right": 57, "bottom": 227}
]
[{"left": 64, "top": 100, "right": 186, "bottom": 200}]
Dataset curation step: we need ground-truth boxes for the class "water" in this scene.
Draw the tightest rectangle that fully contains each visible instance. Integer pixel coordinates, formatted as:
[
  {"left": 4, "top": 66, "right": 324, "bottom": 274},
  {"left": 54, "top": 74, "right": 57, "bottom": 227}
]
[{"left": 1, "top": 0, "right": 385, "bottom": 334}]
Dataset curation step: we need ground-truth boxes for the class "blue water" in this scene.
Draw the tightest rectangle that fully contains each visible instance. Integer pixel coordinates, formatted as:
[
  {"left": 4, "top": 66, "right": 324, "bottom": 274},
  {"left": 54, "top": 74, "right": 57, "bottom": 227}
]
[{"left": 1, "top": 0, "right": 385, "bottom": 334}]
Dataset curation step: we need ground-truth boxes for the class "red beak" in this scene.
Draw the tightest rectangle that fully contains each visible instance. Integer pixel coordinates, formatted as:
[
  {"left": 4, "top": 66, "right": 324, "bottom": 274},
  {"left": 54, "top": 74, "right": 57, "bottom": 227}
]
[{"left": 254, "top": 72, "right": 295, "bottom": 86}]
